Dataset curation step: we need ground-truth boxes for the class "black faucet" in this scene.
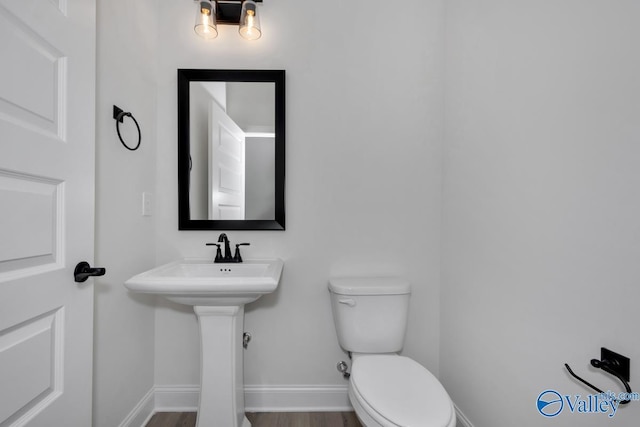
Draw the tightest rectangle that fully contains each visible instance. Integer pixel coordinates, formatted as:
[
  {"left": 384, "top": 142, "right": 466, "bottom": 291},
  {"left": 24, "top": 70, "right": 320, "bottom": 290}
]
[
  {"left": 217, "top": 233, "right": 233, "bottom": 262},
  {"left": 206, "top": 233, "right": 250, "bottom": 263}
]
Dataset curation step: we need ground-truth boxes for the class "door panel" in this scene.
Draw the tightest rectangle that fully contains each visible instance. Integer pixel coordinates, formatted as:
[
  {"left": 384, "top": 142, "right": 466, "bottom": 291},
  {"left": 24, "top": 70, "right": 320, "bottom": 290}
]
[
  {"left": 208, "top": 100, "right": 246, "bottom": 220},
  {"left": 0, "top": 171, "right": 62, "bottom": 276},
  {"left": 0, "top": 308, "right": 64, "bottom": 425},
  {"left": 0, "top": 0, "right": 96, "bottom": 425}
]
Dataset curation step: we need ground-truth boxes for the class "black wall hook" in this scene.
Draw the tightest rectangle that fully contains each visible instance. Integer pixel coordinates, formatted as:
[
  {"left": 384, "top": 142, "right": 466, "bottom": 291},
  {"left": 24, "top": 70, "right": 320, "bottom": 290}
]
[{"left": 565, "top": 347, "right": 632, "bottom": 405}]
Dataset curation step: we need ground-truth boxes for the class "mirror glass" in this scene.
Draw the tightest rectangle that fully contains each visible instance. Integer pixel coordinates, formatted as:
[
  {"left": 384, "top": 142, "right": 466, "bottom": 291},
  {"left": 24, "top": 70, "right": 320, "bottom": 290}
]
[{"left": 178, "top": 69, "right": 285, "bottom": 230}]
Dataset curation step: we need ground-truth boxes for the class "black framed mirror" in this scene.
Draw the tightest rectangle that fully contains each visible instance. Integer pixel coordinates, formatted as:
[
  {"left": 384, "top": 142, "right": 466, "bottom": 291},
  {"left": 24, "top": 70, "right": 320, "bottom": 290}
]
[{"left": 178, "top": 69, "right": 285, "bottom": 230}]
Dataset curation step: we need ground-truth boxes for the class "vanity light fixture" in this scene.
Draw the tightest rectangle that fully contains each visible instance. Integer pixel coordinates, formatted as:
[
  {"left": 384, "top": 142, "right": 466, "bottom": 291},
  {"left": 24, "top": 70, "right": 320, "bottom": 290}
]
[{"left": 194, "top": 0, "right": 263, "bottom": 40}]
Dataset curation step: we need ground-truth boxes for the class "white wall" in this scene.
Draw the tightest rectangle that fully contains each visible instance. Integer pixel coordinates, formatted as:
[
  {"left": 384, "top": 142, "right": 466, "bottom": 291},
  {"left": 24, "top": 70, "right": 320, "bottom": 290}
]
[
  {"left": 154, "top": 0, "right": 444, "bottom": 392},
  {"left": 92, "top": 1, "right": 640, "bottom": 424},
  {"left": 94, "top": 1, "right": 158, "bottom": 426},
  {"left": 442, "top": 1, "right": 640, "bottom": 426}
]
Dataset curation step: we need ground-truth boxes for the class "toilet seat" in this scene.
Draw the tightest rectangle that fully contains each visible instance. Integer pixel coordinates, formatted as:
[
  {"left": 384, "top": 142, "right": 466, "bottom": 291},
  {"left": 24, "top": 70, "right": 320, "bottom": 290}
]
[{"left": 350, "top": 355, "right": 455, "bottom": 427}]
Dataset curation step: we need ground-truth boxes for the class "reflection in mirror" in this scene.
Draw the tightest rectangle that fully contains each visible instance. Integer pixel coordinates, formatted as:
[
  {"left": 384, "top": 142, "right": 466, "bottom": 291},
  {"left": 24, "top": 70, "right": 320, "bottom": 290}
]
[
  {"left": 178, "top": 69, "right": 285, "bottom": 230},
  {"left": 189, "top": 81, "right": 275, "bottom": 220}
]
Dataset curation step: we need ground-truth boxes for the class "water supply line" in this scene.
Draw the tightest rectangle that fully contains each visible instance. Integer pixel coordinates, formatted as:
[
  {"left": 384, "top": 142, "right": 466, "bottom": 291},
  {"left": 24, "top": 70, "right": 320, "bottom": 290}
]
[{"left": 337, "top": 361, "right": 350, "bottom": 379}]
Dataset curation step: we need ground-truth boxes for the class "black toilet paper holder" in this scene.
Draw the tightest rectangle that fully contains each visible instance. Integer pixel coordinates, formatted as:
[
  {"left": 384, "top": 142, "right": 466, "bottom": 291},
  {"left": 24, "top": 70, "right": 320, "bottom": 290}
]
[{"left": 564, "top": 347, "right": 633, "bottom": 404}]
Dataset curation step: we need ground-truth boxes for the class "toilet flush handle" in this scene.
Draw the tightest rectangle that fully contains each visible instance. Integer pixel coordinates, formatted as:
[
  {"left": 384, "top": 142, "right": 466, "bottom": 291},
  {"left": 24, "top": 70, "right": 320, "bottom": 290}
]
[{"left": 338, "top": 299, "right": 356, "bottom": 307}]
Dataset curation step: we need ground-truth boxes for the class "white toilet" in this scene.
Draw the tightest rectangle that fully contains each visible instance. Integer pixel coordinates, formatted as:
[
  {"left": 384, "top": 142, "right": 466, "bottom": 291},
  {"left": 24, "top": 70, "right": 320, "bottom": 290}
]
[{"left": 329, "top": 277, "right": 456, "bottom": 427}]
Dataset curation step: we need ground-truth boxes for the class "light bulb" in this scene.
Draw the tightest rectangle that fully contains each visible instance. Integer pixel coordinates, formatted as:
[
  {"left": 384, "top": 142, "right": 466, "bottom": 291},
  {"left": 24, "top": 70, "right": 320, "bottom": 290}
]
[
  {"left": 239, "top": 1, "right": 261, "bottom": 40},
  {"left": 195, "top": 1, "right": 218, "bottom": 39}
]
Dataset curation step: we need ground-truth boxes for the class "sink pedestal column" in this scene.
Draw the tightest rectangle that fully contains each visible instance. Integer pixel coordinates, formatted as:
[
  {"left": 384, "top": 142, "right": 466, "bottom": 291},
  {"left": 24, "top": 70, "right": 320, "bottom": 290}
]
[{"left": 194, "top": 305, "right": 250, "bottom": 427}]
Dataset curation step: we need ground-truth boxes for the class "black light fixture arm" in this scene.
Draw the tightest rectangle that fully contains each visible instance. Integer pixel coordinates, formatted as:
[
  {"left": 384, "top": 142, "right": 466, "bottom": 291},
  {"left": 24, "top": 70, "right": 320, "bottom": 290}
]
[
  {"left": 565, "top": 347, "right": 633, "bottom": 405},
  {"left": 197, "top": 0, "right": 263, "bottom": 25}
]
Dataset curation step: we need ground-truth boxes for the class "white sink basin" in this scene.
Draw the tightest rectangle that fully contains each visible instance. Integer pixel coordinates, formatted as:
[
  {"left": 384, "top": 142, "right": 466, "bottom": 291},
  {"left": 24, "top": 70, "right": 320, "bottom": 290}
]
[
  {"left": 124, "top": 258, "right": 283, "bottom": 306},
  {"left": 125, "top": 257, "right": 283, "bottom": 427}
]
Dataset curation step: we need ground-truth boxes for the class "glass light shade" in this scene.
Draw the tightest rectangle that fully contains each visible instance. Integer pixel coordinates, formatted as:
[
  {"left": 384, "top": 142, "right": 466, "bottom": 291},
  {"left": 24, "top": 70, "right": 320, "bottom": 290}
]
[
  {"left": 195, "top": 1, "right": 218, "bottom": 39},
  {"left": 239, "top": 1, "right": 261, "bottom": 40}
]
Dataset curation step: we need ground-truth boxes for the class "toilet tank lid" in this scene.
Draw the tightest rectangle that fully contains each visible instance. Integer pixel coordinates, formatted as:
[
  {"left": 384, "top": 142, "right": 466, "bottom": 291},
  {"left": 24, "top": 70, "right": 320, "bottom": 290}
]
[{"left": 328, "top": 277, "right": 410, "bottom": 296}]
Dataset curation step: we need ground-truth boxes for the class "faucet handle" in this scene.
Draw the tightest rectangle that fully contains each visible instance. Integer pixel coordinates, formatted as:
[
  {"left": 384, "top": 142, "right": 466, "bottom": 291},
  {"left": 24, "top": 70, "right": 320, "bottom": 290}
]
[
  {"left": 206, "top": 242, "right": 223, "bottom": 263},
  {"left": 233, "top": 243, "right": 250, "bottom": 263}
]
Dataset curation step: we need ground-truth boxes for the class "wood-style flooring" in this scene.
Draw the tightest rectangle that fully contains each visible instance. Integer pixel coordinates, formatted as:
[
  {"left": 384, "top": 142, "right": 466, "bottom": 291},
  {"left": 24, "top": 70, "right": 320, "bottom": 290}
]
[{"left": 145, "top": 411, "right": 363, "bottom": 427}]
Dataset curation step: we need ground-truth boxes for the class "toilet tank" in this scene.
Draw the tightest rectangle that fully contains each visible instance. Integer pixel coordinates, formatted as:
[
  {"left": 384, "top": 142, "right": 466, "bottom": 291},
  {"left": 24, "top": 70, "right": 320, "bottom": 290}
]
[{"left": 328, "top": 277, "right": 411, "bottom": 354}]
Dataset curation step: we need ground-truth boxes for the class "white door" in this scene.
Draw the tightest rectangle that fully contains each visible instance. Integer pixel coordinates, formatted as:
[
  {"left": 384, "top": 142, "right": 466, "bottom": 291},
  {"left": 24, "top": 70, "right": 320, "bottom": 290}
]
[
  {"left": 208, "top": 100, "right": 246, "bottom": 220},
  {"left": 0, "top": 0, "right": 96, "bottom": 426}
]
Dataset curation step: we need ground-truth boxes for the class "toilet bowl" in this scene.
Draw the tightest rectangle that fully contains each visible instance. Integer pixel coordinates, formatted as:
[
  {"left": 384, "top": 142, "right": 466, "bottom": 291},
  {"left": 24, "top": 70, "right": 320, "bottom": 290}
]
[
  {"left": 329, "top": 277, "right": 456, "bottom": 427},
  {"left": 349, "top": 354, "right": 455, "bottom": 427}
]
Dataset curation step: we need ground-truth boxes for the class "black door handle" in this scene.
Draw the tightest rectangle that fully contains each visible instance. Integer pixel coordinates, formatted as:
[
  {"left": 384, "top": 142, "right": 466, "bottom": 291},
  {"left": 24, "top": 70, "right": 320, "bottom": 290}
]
[{"left": 74, "top": 261, "right": 106, "bottom": 283}]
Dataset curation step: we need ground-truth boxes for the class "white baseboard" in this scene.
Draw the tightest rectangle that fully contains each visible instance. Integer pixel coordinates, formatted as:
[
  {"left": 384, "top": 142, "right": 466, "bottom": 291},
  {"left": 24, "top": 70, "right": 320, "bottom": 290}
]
[
  {"left": 117, "top": 387, "right": 155, "bottom": 427},
  {"left": 454, "top": 403, "right": 474, "bottom": 427},
  {"left": 153, "top": 385, "right": 199, "bottom": 412},
  {"left": 244, "top": 385, "right": 352, "bottom": 412},
  {"left": 120, "top": 384, "right": 473, "bottom": 427},
  {"left": 150, "top": 384, "right": 352, "bottom": 413}
]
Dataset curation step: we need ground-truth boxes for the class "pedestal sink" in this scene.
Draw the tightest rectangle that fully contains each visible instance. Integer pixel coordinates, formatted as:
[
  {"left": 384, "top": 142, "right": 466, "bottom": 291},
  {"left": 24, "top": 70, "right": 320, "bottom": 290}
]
[{"left": 124, "top": 258, "right": 284, "bottom": 427}]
